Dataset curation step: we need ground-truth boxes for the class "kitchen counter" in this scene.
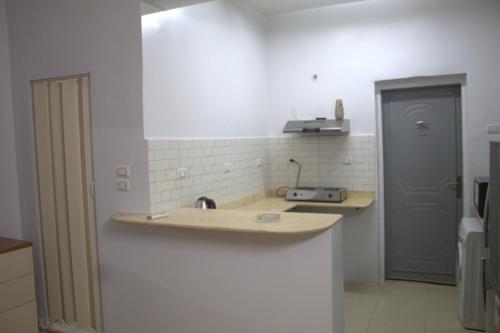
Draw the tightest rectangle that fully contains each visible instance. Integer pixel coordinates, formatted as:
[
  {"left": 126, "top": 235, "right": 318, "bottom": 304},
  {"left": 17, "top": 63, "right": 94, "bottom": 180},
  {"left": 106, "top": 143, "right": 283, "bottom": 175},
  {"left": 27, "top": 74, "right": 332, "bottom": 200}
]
[
  {"left": 112, "top": 207, "right": 345, "bottom": 333},
  {"left": 112, "top": 191, "right": 373, "bottom": 235},
  {"left": 112, "top": 207, "right": 341, "bottom": 235},
  {"left": 111, "top": 191, "right": 353, "bottom": 332},
  {"left": 222, "top": 191, "right": 375, "bottom": 212}
]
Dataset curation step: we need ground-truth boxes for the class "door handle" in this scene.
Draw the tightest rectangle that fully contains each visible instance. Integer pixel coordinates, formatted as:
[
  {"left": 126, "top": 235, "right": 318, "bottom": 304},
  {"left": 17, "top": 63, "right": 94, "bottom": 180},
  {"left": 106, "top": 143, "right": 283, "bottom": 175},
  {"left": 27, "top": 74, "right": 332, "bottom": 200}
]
[{"left": 449, "top": 176, "right": 462, "bottom": 199}]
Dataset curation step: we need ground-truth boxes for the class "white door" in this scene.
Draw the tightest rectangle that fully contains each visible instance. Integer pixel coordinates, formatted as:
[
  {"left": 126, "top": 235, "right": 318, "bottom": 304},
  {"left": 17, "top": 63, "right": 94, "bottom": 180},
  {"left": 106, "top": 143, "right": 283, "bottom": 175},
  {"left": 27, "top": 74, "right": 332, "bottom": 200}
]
[{"left": 32, "top": 75, "right": 102, "bottom": 332}]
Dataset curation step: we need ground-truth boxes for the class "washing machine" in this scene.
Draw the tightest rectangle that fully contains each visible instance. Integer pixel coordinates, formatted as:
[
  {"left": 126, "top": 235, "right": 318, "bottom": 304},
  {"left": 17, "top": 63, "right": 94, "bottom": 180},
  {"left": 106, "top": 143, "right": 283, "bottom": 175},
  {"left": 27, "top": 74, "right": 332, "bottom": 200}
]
[{"left": 457, "top": 217, "right": 485, "bottom": 331}]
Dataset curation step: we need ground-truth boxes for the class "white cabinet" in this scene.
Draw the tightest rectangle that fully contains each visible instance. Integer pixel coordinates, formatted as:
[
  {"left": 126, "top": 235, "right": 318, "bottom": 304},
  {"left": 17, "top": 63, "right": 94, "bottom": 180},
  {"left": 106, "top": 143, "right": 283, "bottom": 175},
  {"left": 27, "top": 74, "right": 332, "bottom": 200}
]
[{"left": 0, "top": 238, "right": 38, "bottom": 333}]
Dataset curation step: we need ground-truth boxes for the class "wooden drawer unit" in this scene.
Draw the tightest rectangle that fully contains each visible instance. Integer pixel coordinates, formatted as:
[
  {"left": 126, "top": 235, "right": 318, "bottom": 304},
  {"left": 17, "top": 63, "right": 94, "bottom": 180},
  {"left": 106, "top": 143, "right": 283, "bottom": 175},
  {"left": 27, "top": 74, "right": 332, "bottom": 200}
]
[
  {"left": 0, "top": 301, "right": 38, "bottom": 333},
  {"left": 0, "top": 274, "right": 36, "bottom": 313},
  {"left": 0, "top": 247, "right": 34, "bottom": 283},
  {"left": 0, "top": 237, "right": 38, "bottom": 333}
]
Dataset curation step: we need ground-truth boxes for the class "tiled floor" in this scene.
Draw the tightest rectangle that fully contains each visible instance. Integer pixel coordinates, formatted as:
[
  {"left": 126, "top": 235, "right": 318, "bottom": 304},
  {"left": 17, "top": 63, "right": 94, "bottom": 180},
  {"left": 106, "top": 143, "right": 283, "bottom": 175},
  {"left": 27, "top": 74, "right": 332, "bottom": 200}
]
[
  {"left": 40, "top": 281, "right": 476, "bottom": 333},
  {"left": 345, "top": 280, "right": 478, "bottom": 333}
]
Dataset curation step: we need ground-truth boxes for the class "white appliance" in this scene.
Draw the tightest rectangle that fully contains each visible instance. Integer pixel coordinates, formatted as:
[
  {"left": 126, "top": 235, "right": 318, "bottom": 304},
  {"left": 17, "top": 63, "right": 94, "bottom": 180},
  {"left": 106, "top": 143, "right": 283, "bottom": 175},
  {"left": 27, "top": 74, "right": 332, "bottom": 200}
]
[
  {"left": 485, "top": 141, "right": 500, "bottom": 333},
  {"left": 457, "top": 217, "right": 485, "bottom": 330},
  {"left": 286, "top": 187, "right": 348, "bottom": 203}
]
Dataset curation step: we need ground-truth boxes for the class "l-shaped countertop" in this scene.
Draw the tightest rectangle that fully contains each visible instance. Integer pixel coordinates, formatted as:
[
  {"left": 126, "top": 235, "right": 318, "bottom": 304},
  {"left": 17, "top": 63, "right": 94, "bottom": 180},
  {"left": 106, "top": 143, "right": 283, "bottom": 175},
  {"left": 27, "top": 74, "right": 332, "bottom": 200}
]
[{"left": 112, "top": 192, "right": 374, "bottom": 235}]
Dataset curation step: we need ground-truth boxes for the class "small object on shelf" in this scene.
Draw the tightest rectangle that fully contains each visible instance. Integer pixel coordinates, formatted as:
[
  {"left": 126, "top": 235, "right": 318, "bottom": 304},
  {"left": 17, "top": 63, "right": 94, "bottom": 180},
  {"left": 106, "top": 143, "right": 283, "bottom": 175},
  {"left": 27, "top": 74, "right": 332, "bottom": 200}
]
[
  {"left": 195, "top": 197, "right": 217, "bottom": 209},
  {"left": 283, "top": 118, "right": 350, "bottom": 135},
  {"left": 256, "top": 213, "right": 281, "bottom": 223},
  {"left": 335, "top": 99, "right": 344, "bottom": 120},
  {"left": 147, "top": 212, "right": 169, "bottom": 220}
]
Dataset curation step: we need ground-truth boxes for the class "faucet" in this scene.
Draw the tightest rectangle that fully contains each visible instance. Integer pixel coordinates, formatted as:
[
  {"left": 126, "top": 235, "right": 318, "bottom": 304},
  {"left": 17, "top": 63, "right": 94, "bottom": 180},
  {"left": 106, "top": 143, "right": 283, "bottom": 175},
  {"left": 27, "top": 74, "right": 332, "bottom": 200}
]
[{"left": 289, "top": 158, "right": 302, "bottom": 189}]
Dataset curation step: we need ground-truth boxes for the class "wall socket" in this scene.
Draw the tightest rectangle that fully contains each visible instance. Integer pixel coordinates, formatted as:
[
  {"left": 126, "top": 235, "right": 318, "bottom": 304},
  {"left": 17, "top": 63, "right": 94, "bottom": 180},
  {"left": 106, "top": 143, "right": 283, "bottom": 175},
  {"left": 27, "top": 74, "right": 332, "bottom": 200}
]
[
  {"left": 177, "top": 168, "right": 188, "bottom": 179},
  {"left": 224, "top": 163, "right": 232, "bottom": 173},
  {"left": 116, "top": 179, "right": 131, "bottom": 192},
  {"left": 487, "top": 124, "right": 500, "bottom": 134},
  {"left": 341, "top": 156, "right": 353, "bottom": 165}
]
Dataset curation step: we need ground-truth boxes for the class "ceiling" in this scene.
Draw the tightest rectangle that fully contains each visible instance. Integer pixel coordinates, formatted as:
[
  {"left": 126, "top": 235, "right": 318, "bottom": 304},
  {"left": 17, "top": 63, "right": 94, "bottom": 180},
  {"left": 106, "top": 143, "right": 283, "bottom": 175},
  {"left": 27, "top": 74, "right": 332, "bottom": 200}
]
[
  {"left": 234, "top": 0, "right": 366, "bottom": 16},
  {"left": 142, "top": 0, "right": 212, "bottom": 14},
  {"left": 142, "top": 0, "right": 366, "bottom": 16}
]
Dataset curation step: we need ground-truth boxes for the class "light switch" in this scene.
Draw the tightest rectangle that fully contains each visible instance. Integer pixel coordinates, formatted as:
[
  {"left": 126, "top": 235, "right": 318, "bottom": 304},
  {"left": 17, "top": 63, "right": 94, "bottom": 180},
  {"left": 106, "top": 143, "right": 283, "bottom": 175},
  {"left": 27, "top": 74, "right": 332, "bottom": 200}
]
[
  {"left": 117, "top": 179, "right": 131, "bottom": 192},
  {"left": 224, "top": 163, "right": 232, "bottom": 173},
  {"left": 116, "top": 165, "right": 131, "bottom": 177},
  {"left": 177, "top": 168, "right": 188, "bottom": 179},
  {"left": 256, "top": 158, "right": 263, "bottom": 167}
]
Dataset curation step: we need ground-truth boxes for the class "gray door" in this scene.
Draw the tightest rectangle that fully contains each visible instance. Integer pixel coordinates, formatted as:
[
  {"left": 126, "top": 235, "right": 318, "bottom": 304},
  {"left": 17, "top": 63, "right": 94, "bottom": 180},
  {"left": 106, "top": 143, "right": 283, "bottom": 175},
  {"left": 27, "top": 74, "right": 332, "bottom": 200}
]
[{"left": 383, "top": 85, "right": 462, "bottom": 285}]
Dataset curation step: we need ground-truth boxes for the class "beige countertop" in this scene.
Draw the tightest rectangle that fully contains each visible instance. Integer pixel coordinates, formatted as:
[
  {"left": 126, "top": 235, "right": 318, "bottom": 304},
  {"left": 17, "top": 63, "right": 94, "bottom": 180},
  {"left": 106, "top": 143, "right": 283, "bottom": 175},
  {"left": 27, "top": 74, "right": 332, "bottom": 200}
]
[
  {"left": 112, "top": 192, "right": 373, "bottom": 235},
  {"left": 112, "top": 208, "right": 342, "bottom": 235},
  {"left": 222, "top": 192, "right": 374, "bottom": 212}
]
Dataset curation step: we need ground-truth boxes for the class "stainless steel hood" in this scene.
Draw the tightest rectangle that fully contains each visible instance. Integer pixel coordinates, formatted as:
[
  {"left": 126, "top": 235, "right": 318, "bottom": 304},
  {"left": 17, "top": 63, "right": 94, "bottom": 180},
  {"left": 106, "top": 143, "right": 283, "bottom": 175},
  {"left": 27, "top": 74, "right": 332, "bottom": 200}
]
[{"left": 283, "top": 118, "right": 350, "bottom": 135}]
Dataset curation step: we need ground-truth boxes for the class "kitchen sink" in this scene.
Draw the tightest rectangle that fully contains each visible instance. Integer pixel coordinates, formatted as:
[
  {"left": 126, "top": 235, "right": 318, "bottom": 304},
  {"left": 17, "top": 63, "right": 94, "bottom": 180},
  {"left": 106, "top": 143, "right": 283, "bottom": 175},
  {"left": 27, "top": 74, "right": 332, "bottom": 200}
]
[{"left": 286, "top": 205, "right": 340, "bottom": 214}]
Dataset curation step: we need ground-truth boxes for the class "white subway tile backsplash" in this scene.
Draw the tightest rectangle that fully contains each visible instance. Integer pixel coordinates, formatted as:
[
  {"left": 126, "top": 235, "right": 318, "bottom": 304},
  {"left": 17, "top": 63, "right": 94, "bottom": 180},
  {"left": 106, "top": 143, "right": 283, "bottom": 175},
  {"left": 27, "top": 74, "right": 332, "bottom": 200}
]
[
  {"left": 147, "top": 135, "right": 376, "bottom": 213},
  {"left": 269, "top": 135, "right": 376, "bottom": 192},
  {"left": 147, "top": 138, "right": 271, "bottom": 213}
]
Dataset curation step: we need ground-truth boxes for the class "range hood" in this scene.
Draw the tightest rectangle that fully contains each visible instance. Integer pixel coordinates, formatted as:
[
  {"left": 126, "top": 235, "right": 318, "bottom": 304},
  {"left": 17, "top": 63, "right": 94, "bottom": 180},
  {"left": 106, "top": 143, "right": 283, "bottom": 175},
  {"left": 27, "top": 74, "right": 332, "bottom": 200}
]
[{"left": 283, "top": 118, "right": 350, "bottom": 135}]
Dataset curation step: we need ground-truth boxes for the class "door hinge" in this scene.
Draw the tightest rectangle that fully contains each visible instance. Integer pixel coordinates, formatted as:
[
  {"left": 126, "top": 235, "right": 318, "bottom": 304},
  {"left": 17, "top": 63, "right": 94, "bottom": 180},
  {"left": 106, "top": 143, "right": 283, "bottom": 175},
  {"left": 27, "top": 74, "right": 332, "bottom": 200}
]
[{"left": 90, "top": 182, "right": 96, "bottom": 198}]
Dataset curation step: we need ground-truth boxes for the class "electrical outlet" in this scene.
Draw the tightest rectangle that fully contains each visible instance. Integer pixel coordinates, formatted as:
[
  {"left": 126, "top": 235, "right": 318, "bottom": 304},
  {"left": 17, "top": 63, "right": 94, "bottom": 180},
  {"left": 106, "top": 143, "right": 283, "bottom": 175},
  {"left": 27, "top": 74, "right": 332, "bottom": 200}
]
[
  {"left": 116, "top": 179, "right": 131, "bottom": 192},
  {"left": 177, "top": 168, "right": 188, "bottom": 179},
  {"left": 341, "top": 156, "right": 353, "bottom": 165},
  {"left": 224, "top": 163, "right": 232, "bottom": 173},
  {"left": 487, "top": 124, "right": 500, "bottom": 134},
  {"left": 256, "top": 158, "right": 263, "bottom": 167}
]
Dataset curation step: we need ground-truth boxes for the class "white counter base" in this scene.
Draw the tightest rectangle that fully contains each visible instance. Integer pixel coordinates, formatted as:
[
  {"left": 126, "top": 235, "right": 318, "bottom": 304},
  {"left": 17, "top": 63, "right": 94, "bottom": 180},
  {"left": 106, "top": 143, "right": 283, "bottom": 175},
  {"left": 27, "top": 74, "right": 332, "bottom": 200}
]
[{"left": 106, "top": 221, "right": 344, "bottom": 333}]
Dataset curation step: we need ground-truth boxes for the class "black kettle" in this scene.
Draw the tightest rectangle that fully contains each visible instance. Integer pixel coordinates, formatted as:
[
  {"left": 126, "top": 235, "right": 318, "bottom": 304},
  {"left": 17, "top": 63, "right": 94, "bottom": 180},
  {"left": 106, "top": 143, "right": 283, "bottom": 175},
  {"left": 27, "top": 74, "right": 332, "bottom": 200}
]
[{"left": 195, "top": 197, "right": 217, "bottom": 210}]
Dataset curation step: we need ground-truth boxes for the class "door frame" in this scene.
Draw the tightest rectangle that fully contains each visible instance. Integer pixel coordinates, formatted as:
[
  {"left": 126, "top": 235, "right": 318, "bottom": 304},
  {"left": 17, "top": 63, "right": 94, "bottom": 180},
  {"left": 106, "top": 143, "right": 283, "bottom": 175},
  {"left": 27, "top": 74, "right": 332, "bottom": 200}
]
[
  {"left": 374, "top": 74, "right": 467, "bottom": 284},
  {"left": 30, "top": 73, "right": 103, "bottom": 332}
]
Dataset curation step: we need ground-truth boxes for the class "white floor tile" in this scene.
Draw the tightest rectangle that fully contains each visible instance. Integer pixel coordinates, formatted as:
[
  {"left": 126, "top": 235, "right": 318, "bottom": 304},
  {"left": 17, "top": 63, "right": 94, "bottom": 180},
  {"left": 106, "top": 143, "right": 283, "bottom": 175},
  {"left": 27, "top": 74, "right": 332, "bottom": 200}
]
[
  {"left": 381, "top": 281, "right": 429, "bottom": 303},
  {"left": 427, "top": 285, "right": 457, "bottom": 307},
  {"left": 426, "top": 301, "right": 463, "bottom": 329},
  {"left": 345, "top": 314, "right": 372, "bottom": 333},
  {"left": 346, "top": 283, "right": 384, "bottom": 295},
  {"left": 368, "top": 318, "right": 425, "bottom": 333},
  {"left": 345, "top": 292, "right": 381, "bottom": 316},
  {"left": 425, "top": 324, "right": 477, "bottom": 333},
  {"left": 345, "top": 281, "right": 477, "bottom": 333},
  {"left": 373, "top": 296, "right": 427, "bottom": 321}
]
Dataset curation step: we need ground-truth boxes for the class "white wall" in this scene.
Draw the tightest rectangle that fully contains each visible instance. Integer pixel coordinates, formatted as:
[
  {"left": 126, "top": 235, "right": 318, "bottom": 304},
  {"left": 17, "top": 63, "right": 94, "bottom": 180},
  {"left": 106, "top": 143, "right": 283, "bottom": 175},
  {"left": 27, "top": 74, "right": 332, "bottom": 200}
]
[
  {"left": 268, "top": 0, "right": 500, "bottom": 207},
  {"left": 6, "top": 0, "right": 150, "bottom": 328},
  {"left": 142, "top": 0, "right": 270, "bottom": 139},
  {"left": 0, "top": 0, "right": 22, "bottom": 239},
  {"left": 267, "top": 0, "right": 500, "bottom": 282}
]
